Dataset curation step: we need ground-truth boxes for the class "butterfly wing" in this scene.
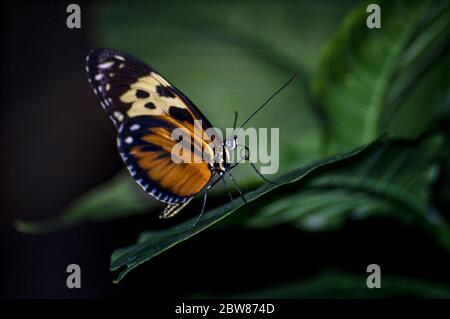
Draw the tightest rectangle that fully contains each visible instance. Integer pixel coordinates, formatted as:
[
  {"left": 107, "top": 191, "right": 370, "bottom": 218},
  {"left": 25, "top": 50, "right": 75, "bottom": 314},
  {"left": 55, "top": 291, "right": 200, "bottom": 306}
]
[{"left": 86, "top": 48, "right": 217, "bottom": 215}]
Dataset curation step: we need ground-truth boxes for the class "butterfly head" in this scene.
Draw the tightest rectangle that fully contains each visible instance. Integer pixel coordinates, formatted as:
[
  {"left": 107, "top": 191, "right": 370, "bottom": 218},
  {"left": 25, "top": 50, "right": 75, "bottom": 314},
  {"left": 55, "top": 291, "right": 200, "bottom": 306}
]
[
  {"left": 224, "top": 135, "right": 238, "bottom": 150},
  {"left": 210, "top": 135, "right": 238, "bottom": 174}
]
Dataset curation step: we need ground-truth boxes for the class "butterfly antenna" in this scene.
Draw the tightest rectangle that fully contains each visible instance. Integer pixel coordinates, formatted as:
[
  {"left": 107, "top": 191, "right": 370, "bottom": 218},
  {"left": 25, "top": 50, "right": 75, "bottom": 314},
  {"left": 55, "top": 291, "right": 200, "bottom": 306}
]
[
  {"left": 250, "top": 162, "right": 276, "bottom": 184},
  {"left": 233, "top": 111, "right": 239, "bottom": 131},
  {"left": 242, "top": 145, "right": 276, "bottom": 184},
  {"left": 239, "top": 73, "right": 298, "bottom": 129}
]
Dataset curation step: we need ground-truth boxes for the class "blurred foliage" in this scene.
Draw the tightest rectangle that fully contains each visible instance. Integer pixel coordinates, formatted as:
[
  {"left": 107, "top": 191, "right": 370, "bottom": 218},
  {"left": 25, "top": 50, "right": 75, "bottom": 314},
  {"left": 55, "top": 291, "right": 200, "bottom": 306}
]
[
  {"left": 312, "top": 0, "right": 449, "bottom": 155},
  {"left": 194, "top": 271, "right": 450, "bottom": 298},
  {"left": 15, "top": 0, "right": 450, "bottom": 295},
  {"left": 244, "top": 134, "right": 450, "bottom": 253},
  {"left": 15, "top": 173, "right": 154, "bottom": 234}
]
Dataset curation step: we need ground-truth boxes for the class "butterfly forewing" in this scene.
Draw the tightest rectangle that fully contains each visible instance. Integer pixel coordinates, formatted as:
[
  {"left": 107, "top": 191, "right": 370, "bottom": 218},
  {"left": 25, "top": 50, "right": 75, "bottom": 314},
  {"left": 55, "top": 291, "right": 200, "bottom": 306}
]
[{"left": 86, "top": 48, "right": 216, "bottom": 210}]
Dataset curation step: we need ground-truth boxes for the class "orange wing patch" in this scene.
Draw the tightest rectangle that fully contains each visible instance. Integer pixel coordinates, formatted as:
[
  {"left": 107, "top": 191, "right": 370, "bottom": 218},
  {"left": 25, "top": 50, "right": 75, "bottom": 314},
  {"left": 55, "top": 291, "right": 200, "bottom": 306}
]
[
  {"left": 128, "top": 123, "right": 214, "bottom": 198},
  {"left": 131, "top": 144, "right": 211, "bottom": 197}
]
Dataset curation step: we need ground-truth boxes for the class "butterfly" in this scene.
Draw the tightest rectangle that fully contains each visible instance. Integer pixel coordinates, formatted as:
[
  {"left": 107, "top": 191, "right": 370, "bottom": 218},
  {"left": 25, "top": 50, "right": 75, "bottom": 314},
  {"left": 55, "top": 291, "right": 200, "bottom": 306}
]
[{"left": 86, "top": 48, "right": 295, "bottom": 224}]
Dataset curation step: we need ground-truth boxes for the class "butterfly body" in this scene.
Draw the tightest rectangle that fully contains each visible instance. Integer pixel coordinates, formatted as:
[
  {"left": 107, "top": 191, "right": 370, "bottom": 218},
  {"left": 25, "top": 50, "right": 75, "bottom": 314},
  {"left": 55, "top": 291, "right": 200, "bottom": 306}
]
[{"left": 86, "top": 48, "right": 236, "bottom": 218}]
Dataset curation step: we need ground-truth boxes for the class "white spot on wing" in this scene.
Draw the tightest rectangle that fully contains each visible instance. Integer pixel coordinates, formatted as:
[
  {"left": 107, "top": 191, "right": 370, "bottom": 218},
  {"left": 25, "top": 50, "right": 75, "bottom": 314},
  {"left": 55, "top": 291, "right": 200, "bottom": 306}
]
[
  {"left": 127, "top": 165, "right": 136, "bottom": 176},
  {"left": 120, "top": 151, "right": 128, "bottom": 160},
  {"left": 113, "top": 111, "right": 124, "bottom": 122},
  {"left": 114, "top": 55, "right": 125, "bottom": 61},
  {"left": 130, "top": 124, "right": 140, "bottom": 131},
  {"left": 95, "top": 73, "right": 103, "bottom": 81},
  {"left": 125, "top": 136, "right": 133, "bottom": 144},
  {"left": 118, "top": 123, "right": 124, "bottom": 133},
  {"left": 98, "top": 61, "right": 114, "bottom": 69}
]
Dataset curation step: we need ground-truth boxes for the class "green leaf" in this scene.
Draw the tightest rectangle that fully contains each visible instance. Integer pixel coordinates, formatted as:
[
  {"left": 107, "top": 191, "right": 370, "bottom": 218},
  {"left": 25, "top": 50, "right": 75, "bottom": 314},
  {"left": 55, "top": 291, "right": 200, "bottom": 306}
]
[
  {"left": 197, "top": 271, "right": 450, "bottom": 298},
  {"left": 313, "top": 0, "right": 450, "bottom": 155},
  {"left": 245, "top": 134, "right": 450, "bottom": 251},
  {"left": 110, "top": 142, "right": 372, "bottom": 283},
  {"left": 15, "top": 173, "right": 155, "bottom": 234}
]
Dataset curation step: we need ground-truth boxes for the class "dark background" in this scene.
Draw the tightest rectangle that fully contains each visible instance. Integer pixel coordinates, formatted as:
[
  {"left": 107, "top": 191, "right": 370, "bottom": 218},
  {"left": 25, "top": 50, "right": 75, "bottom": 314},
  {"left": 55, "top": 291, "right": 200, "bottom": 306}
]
[{"left": 1, "top": 0, "right": 449, "bottom": 298}]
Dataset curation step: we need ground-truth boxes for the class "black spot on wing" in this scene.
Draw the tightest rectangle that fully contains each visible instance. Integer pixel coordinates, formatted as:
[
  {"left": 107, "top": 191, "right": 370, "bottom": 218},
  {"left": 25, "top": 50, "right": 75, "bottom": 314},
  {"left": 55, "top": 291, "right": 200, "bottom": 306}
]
[
  {"left": 169, "top": 106, "right": 194, "bottom": 124},
  {"left": 136, "top": 89, "right": 150, "bottom": 98},
  {"left": 156, "top": 85, "right": 176, "bottom": 98},
  {"left": 145, "top": 102, "right": 156, "bottom": 109}
]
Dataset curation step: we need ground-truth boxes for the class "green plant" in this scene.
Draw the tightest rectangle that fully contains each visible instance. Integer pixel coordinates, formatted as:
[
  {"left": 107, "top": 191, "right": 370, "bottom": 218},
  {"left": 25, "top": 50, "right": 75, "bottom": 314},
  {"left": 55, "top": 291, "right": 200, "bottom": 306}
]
[{"left": 16, "top": 0, "right": 450, "bottom": 295}]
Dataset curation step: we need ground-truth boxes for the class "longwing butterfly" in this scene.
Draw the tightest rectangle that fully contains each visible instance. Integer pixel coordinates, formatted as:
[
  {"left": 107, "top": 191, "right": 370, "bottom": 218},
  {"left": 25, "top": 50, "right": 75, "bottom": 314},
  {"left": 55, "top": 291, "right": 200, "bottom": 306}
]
[{"left": 86, "top": 48, "right": 295, "bottom": 223}]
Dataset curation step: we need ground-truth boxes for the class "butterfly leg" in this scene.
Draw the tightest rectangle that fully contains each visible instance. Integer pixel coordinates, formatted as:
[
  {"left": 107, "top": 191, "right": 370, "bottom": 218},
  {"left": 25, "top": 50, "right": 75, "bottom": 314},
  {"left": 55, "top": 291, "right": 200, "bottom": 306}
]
[
  {"left": 192, "top": 176, "right": 222, "bottom": 227},
  {"left": 193, "top": 187, "right": 209, "bottom": 227},
  {"left": 221, "top": 174, "right": 234, "bottom": 201},
  {"left": 227, "top": 171, "right": 247, "bottom": 203}
]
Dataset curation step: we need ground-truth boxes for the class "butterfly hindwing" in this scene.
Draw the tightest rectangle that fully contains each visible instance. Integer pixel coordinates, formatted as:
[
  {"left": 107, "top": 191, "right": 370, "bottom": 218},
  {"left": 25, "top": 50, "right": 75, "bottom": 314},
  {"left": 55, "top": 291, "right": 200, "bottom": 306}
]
[
  {"left": 118, "top": 116, "right": 212, "bottom": 204},
  {"left": 86, "top": 48, "right": 216, "bottom": 208}
]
